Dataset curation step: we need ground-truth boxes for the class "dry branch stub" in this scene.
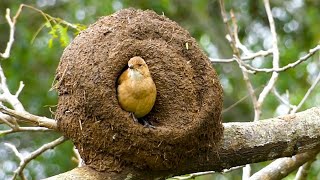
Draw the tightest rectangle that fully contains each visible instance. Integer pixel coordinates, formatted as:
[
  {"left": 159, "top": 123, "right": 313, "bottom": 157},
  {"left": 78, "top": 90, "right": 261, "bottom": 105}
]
[{"left": 55, "top": 8, "right": 223, "bottom": 172}]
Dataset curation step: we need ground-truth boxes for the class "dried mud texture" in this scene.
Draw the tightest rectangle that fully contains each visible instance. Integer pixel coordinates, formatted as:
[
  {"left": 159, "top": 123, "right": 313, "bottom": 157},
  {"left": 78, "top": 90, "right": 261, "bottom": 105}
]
[{"left": 55, "top": 8, "right": 223, "bottom": 172}]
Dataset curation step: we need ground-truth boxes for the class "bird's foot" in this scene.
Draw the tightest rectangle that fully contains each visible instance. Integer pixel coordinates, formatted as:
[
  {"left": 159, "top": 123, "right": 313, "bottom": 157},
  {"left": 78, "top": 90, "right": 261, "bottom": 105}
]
[
  {"left": 130, "top": 113, "right": 155, "bottom": 129},
  {"left": 141, "top": 119, "right": 156, "bottom": 129},
  {"left": 130, "top": 112, "right": 139, "bottom": 123}
]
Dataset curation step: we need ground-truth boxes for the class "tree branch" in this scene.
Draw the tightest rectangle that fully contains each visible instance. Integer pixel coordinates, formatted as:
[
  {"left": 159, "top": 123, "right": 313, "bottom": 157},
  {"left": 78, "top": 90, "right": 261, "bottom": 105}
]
[
  {"left": 0, "top": 9, "right": 16, "bottom": 59},
  {"left": 213, "top": 44, "right": 320, "bottom": 73},
  {"left": 46, "top": 107, "right": 320, "bottom": 179},
  {"left": 209, "top": 49, "right": 272, "bottom": 63},
  {"left": 249, "top": 149, "right": 320, "bottom": 180},
  {"left": 0, "top": 126, "right": 52, "bottom": 136},
  {"left": 0, "top": 105, "right": 57, "bottom": 129},
  {"left": 294, "top": 158, "right": 316, "bottom": 180},
  {"left": 291, "top": 71, "right": 320, "bottom": 113},
  {"left": 256, "top": 0, "right": 280, "bottom": 119},
  {"left": 5, "top": 136, "right": 67, "bottom": 180}
]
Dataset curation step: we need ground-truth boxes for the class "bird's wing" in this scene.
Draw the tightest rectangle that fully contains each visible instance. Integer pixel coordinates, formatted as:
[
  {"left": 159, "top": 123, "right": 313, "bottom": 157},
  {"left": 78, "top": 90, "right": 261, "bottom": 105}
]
[{"left": 117, "top": 70, "right": 129, "bottom": 85}]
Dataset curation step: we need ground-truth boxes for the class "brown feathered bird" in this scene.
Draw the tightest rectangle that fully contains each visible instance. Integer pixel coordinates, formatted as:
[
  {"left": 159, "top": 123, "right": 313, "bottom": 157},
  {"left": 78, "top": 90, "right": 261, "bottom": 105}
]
[{"left": 117, "top": 56, "right": 157, "bottom": 128}]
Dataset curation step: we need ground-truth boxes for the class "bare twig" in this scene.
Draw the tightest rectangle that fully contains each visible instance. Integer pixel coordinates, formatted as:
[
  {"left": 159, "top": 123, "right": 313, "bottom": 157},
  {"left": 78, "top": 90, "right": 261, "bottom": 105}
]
[
  {"left": 0, "top": 9, "right": 16, "bottom": 59},
  {"left": 218, "top": 1, "right": 258, "bottom": 117},
  {"left": 209, "top": 58, "right": 235, "bottom": 63},
  {"left": 256, "top": 0, "right": 280, "bottom": 116},
  {"left": 18, "top": 4, "right": 79, "bottom": 30},
  {"left": 291, "top": 71, "right": 320, "bottom": 113},
  {"left": 1, "top": 4, "right": 84, "bottom": 60},
  {"left": 225, "top": 45, "right": 320, "bottom": 73},
  {"left": 0, "top": 127, "right": 51, "bottom": 136},
  {"left": 0, "top": 116, "right": 16, "bottom": 128},
  {"left": 210, "top": 49, "right": 272, "bottom": 63},
  {"left": 5, "top": 136, "right": 67, "bottom": 180},
  {"left": 172, "top": 166, "right": 243, "bottom": 180},
  {"left": 257, "top": 45, "right": 320, "bottom": 73},
  {"left": 249, "top": 149, "right": 320, "bottom": 180},
  {"left": 4, "top": 143, "right": 27, "bottom": 180},
  {"left": 0, "top": 66, "right": 24, "bottom": 111},
  {"left": 0, "top": 105, "right": 57, "bottom": 129},
  {"left": 15, "top": 81, "right": 25, "bottom": 97},
  {"left": 272, "top": 88, "right": 296, "bottom": 110}
]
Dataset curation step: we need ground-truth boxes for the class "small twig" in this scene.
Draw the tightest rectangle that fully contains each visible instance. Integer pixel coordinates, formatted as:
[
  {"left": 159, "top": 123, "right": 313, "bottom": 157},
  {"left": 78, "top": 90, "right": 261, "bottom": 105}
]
[
  {"left": 231, "top": 45, "right": 320, "bottom": 73},
  {"left": 172, "top": 166, "right": 243, "bottom": 180},
  {"left": 15, "top": 81, "right": 25, "bottom": 97},
  {"left": 233, "top": 55, "right": 256, "bottom": 74},
  {"left": 249, "top": 149, "right": 320, "bottom": 180},
  {"left": 172, "top": 171, "right": 216, "bottom": 180},
  {"left": 4, "top": 143, "right": 24, "bottom": 160},
  {"left": 0, "top": 105, "right": 57, "bottom": 129},
  {"left": 4, "top": 143, "right": 27, "bottom": 180},
  {"left": 0, "top": 9, "right": 16, "bottom": 59},
  {"left": 18, "top": 4, "right": 80, "bottom": 30},
  {"left": 223, "top": 86, "right": 263, "bottom": 114},
  {"left": 209, "top": 58, "right": 235, "bottom": 63},
  {"left": 5, "top": 136, "right": 67, "bottom": 180},
  {"left": 291, "top": 71, "right": 320, "bottom": 113},
  {"left": 0, "top": 115, "right": 16, "bottom": 128},
  {"left": 0, "top": 126, "right": 51, "bottom": 136},
  {"left": 272, "top": 88, "right": 296, "bottom": 110},
  {"left": 218, "top": 1, "right": 258, "bottom": 116},
  {"left": 210, "top": 49, "right": 272, "bottom": 63},
  {"left": 1, "top": 4, "right": 84, "bottom": 60},
  {"left": 0, "top": 65, "right": 25, "bottom": 111},
  {"left": 256, "top": 0, "right": 280, "bottom": 115},
  {"left": 212, "top": 48, "right": 320, "bottom": 75}
]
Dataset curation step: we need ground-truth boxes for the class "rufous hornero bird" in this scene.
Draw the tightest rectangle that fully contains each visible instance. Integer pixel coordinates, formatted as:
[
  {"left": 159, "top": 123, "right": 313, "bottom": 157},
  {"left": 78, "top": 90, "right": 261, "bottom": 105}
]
[{"left": 117, "top": 56, "right": 157, "bottom": 128}]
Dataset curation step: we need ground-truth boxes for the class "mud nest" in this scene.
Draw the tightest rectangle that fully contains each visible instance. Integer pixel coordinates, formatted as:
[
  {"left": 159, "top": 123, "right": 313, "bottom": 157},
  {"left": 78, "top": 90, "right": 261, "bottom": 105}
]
[{"left": 55, "top": 8, "right": 223, "bottom": 172}]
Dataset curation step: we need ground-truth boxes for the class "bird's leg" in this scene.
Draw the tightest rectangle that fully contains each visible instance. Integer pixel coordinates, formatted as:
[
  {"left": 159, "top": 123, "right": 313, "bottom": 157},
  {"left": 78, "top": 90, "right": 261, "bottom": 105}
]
[
  {"left": 130, "top": 112, "right": 155, "bottom": 129},
  {"left": 140, "top": 118, "right": 155, "bottom": 129},
  {"left": 130, "top": 112, "right": 139, "bottom": 122}
]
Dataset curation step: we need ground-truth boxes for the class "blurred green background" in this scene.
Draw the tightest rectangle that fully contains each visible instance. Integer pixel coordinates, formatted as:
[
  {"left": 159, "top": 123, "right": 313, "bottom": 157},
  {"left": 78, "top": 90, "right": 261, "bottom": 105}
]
[{"left": 0, "top": 0, "right": 319, "bottom": 179}]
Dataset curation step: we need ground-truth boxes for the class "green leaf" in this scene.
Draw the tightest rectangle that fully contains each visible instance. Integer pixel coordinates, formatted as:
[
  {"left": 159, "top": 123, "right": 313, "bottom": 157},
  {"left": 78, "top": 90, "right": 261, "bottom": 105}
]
[
  {"left": 48, "top": 25, "right": 58, "bottom": 38},
  {"left": 45, "top": 21, "right": 51, "bottom": 28},
  {"left": 48, "top": 38, "right": 53, "bottom": 48},
  {"left": 56, "top": 24, "right": 70, "bottom": 47}
]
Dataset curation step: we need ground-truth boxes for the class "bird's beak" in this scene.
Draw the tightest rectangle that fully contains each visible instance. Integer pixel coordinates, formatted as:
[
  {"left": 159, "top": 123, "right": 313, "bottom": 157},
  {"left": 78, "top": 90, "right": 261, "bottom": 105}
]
[{"left": 128, "top": 64, "right": 133, "bottom": 69}]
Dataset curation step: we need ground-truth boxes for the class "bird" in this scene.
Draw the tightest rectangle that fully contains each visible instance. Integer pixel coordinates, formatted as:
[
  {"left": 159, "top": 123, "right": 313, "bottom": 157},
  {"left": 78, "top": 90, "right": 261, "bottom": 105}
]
[{"left": 117, "top": 56, "right": 157, "bottom": 128}]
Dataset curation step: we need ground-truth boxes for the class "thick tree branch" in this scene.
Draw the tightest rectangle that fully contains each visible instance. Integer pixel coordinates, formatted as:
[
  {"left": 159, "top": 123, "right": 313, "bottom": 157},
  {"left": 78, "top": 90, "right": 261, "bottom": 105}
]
[{"left": 46, "top": 107, "right": 320, "bottom": 179}]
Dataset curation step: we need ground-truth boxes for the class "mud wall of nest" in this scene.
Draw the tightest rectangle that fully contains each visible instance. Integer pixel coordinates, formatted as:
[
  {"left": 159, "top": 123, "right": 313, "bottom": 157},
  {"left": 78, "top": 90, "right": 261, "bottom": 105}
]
[{"left": 55, "top": 8, "right": 223, "bottom": 172}]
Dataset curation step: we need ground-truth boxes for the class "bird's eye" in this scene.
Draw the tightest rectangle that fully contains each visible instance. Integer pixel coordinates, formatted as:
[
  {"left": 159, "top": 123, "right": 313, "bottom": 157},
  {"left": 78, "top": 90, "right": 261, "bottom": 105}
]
[{"left": 138, "top": 64, "right": 142, "bottom": 67}]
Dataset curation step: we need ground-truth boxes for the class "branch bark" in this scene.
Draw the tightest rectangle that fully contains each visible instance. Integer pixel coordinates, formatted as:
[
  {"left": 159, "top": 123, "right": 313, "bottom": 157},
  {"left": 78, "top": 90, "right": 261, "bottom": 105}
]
[
  {"left": 250, "top": 149, "right": 319, "bottom": 180},
  {"left": 46, "top": 107, "right": 320, "bottom": 179},
  {"left": 0, "top": 105, "right": 57, "bottom": 129}
]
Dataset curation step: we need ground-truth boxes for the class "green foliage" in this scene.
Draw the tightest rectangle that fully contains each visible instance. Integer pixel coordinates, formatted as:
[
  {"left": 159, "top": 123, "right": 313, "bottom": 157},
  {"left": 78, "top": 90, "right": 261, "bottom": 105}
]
[{"left": 47, "top": 23, "right": 69, "bottom": 47}]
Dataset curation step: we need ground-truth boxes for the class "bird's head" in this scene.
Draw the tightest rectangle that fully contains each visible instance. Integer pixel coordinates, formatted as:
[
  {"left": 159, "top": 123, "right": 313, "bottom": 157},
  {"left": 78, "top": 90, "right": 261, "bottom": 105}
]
[{"left": 128, "top": 56, "right": 151, "bottom": 78}]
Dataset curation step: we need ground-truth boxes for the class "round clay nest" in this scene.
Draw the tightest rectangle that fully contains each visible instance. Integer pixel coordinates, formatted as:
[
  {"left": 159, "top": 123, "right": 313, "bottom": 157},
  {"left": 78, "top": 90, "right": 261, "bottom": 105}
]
[{"left": 55, "top": 8, "right": 223, "bottom": 172}]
